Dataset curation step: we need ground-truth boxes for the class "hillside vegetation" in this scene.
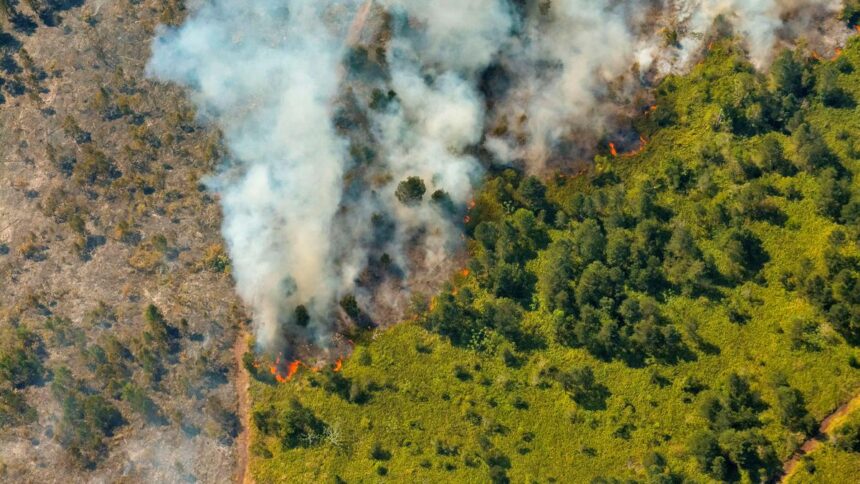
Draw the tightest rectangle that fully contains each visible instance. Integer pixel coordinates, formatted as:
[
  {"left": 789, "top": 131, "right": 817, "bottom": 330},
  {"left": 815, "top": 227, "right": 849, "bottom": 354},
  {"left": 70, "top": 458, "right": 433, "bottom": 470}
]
[{"left": 245, "top": 34, "right": 860, "bottom": 483}]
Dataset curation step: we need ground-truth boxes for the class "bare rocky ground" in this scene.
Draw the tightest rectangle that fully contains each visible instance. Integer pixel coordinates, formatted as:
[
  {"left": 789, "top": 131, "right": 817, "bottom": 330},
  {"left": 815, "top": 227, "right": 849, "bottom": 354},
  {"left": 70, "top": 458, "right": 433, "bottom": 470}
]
[{"left": 0, "top": 1, "right": 245, "bottom": 482}]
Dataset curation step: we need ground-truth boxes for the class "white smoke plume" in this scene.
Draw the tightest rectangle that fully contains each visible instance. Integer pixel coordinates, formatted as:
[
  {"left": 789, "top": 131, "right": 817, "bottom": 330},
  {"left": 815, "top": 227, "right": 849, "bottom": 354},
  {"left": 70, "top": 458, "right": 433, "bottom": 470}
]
[{"left": 147, "top": 0, "right": 847, "bottom": 354}]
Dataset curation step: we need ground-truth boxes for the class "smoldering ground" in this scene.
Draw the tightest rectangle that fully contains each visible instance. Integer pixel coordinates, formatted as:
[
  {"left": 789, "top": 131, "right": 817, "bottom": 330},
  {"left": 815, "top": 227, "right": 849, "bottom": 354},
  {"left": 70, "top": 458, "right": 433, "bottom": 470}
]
[{"left": 147, "top": 0, "right": 849, "bottom": 358}]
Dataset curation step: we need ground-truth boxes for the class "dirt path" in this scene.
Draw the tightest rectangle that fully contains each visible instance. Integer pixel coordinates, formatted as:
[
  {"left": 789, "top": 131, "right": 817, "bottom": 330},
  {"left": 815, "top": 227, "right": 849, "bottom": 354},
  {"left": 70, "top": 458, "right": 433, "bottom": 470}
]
[
  {"left": 233, "top": 332, "right": 253, "bottom": 484},
  {"left": 778, "top": 391, "right": 860, "bottom": 483}
]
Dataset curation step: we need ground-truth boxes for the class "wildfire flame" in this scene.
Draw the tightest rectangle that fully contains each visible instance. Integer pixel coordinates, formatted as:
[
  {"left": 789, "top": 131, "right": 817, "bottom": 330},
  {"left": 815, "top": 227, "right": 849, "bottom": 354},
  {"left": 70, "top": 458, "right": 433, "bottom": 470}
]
[
  {"left": 460, "top": 268, "right": 470, "bottom": 277},
  {"left": 623, "top": 135, "right": 648, "bottom": 158},
  {"left": 608, "top": 142, "right": 618, "bottom": 157},
  {"left": 267, "top": 354, "right": 304, "bottom": 383},
  {"left": 333, "top": 358, "right": 343, "bottom": 372},
  {"left": 286, "top": 360, "right": 301, "bottom": 380},
  {"left": 269, "top": 354, "right": 281, "bottom": 376},
  {"left": 833, "top": 48, "right": 843, "bottom": 60}
]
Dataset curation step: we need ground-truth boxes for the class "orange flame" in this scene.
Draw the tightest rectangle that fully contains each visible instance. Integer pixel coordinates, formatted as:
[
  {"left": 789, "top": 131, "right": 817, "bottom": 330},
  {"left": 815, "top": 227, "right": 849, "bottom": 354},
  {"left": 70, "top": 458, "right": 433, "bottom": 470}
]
[
  {"left": 333, "top": 358, "right": 343, "bottom": 372},
  {"left": 619, "top": 136, "right": 649, "bottom": 158},
  {"left": 856, "top": 25, "right": 860, "bottom": 33},
  {"left": 269, "top": 354, "right": 281, "bottom": 375},
  {"left": 286, "top": 360, "right": 301, "bottom": 380},
  {"left": 811, "top": 51, "right": 822, "bottom": 61},
  {"left": 649, "top": 105, "right": 657, "bottom": 112},
  {"left": 608, "top": 142, "right": 618, "bottom": 157},
  {"left": 833, "top": 48, "right": 843, "bottom": 60},
  {"left": 460, "top": 268, "right": 470, "bottom": 277}
]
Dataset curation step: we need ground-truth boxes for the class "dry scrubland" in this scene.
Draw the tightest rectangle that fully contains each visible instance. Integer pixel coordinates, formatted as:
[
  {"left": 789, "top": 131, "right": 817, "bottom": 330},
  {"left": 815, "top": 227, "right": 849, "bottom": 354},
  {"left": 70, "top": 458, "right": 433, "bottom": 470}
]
[{"left": 0, "top": 1, "right": 243, "bottom": 482}]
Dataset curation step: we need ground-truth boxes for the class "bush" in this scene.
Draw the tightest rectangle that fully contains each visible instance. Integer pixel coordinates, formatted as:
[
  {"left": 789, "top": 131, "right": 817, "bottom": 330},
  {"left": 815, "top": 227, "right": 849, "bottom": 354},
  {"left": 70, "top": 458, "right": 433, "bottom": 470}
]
[
  {"left": 52, "top": 368, "right": 125, "bottom": 468},
  {"left": 558, "top": 366, "right": 610, "bottom": 410},
  {"left": 120, "top": 383, "right": 163, "bottom": 424},
  {"left": 369, "top": 442, "right": 391, "bottom": 460},
  {"left": 835, "top": 422, "right": 860, "bottom": 452},
  {"left": 280, "top": 399, "right": 326, "bottom": 448},
  {"left": 0, "top": 327, "right": 45, "bottom": 389},
  {"left": 0, "top": 388, "right": 36, "bottom": 428},
  {"left": 74, "top": 145, "right": 114, "bottom": 185}
]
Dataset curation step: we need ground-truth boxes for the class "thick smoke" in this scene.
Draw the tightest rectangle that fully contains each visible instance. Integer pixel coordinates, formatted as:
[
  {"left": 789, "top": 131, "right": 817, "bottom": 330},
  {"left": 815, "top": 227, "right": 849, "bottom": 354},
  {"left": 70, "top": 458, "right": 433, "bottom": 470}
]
[{"left": 147, "top": 0, "right": 847, "bottom": 354}]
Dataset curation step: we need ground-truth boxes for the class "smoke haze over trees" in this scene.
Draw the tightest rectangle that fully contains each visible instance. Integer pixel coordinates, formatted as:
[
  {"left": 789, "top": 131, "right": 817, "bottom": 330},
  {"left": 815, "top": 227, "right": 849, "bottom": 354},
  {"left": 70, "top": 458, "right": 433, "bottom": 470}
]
[{"left": 147, "top": 0, "right": 850, "bottom": 354}]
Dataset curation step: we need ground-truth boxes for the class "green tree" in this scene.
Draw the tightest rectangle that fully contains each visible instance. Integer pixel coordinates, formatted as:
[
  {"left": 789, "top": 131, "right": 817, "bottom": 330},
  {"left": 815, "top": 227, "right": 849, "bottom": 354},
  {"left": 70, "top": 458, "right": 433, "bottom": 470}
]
[
  {"left": 663, "top": 225, "right": 710, "bottom": 294},
  {"left": 774, "top": 384, "right": 815, "bottom": 434},
  {"left": 536, "top": 238, "right": 575, "bottom": 312},
  {"left": 575, "top": 261, "right": 620, "bottom": 309},
  {"left": 294, "top": 304, "right": 310, "bottom": 327},
  {"left": 572, "top": 219, "right": 606, "bottom": 265},
  {"left": 339, "top": 294, "right": 360, "bottom": 319},
  {"left": 754, "top": 134, "right": 792, "bottom": 175},
  {"left": 395, "top": 176, "right": 426, "bottom": 206},
  {"left": 816, "top": 168, "right": 850, "bottom": 221},
  {"left": 480, "top": 297, "right": 523, "bottom": 342},
  {"left": 722, "top": 227, "right": 769, "bottom": 282},
  {"left": 771, "top": 50, "right": 809, "bottom": 98},
  {"left": 819, "top": 67, "right": 854, "bottom": 108},
  {"left": 793, "top": 123, "right": 835, "bottom": 172},
  {"left": 688, "top": 430, "right": 723, "bottom": 476}
]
